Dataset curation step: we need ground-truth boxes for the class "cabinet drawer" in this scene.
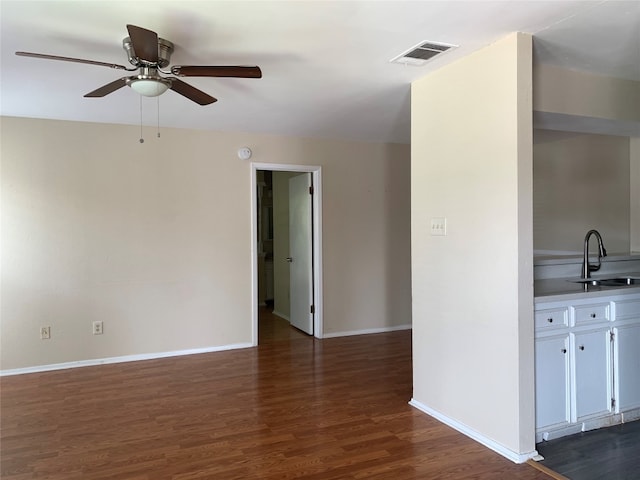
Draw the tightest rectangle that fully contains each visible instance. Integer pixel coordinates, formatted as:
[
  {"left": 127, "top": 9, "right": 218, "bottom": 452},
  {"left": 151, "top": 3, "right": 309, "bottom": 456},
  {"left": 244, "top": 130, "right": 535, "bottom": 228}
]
[
  {"left": 614, "top": 299, "right": 640, "bottom": 320},
  {"left": 573, "top": 303, "right": 610, "bottom": 326},
  {"left": 535, "top": 308, "right": 569, "bottom": 331}
]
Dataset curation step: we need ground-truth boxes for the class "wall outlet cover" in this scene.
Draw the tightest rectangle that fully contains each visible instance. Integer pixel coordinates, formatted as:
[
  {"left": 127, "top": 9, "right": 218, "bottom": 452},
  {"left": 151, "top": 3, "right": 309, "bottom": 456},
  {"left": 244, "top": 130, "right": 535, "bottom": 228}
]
[{"left": 92, "top": 321, "right": 103, "bottom": 335}]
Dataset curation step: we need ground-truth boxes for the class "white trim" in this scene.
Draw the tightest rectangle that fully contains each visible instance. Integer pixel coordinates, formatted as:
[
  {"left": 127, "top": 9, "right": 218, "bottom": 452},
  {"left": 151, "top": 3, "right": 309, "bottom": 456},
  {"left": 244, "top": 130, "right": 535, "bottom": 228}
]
[
  {"left": 536, "top": 407, "right": 640, "bottom": 442},
  {"left": 271, "top": 310, "right": 290, "bottom": 321},
  {"left": 251, "top": 163, "right": 323, "bottom": 344},
  {"left": 322, "top": 324, "right": 412, "bottom": 338},
  {"left": 251, "top": 166, "right": 259, "bottom": 345},
  {"left": 409, "top": 398, "right": 538, "bottom": 464},
  {"left": 0, "top": 343, "right": 253, "bottom": 377}
]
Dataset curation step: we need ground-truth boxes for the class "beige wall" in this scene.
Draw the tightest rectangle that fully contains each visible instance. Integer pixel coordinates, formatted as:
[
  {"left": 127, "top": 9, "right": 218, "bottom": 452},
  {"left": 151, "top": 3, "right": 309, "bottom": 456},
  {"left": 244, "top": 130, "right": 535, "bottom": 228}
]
[
  {"left": 632, "top": 137, "right": 640, "bottom": 253},
  {"left": 532, "top": 62, "right": 638, "bottom": 256},
  {"left": 533, "top": 131, "right": 631, "bottom": 254},
  {"left": 411, "top": 33, "right": 535, "bottom": 460},
  {"left": 0, "top": 116, "right": 411, "bottom": 371},
  {"left": 534, "top": 64, "right": 640, "bottom": 123}
]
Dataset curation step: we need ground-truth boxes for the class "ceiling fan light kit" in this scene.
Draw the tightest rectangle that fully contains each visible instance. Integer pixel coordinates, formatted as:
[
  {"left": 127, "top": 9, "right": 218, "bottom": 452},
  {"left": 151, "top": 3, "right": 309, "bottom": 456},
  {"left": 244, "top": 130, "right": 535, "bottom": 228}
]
[
  {"left": 15, "top": 24, "right": 262, "bottom": 105},
  {"left": 127, "top": 77, "right": 171, "bottom": 97}
]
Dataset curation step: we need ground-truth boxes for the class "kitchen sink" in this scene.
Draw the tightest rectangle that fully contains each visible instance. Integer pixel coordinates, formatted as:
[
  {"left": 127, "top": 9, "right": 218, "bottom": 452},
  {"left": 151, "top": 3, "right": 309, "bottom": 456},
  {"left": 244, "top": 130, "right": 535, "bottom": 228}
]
[{"left": 572, "top": 277, "right": 640, "bottom": 287}]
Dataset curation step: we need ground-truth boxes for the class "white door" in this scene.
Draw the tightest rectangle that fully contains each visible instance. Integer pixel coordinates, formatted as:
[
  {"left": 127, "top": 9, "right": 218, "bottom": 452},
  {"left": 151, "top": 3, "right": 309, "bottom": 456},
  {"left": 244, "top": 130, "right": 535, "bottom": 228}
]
[
  {"left": 614, "top": 324, "right": 640, "bottom": 411},
  {"left": 574, "top": 329, "right": 612, "bottom": 421},
  {"left": 535, "top": 335, "right": 571, "bottom": 429},
  {"left": 288, "top": 173, "right": 313, "bottom": 335}
]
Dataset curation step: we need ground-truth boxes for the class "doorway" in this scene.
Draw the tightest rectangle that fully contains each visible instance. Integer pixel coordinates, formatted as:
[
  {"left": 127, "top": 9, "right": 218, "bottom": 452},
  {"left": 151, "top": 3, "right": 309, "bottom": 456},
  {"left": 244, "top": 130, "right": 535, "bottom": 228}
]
[{"left": 250, "top": 163, "right": 323, "bottom": 345}]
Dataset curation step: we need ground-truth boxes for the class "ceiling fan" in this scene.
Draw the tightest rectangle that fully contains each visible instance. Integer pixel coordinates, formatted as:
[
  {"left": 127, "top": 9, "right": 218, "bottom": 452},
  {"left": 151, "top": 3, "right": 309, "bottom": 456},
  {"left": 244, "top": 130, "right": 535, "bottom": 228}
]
[{"left": 15, "top": 24, "right": 262, "bottom": 106}]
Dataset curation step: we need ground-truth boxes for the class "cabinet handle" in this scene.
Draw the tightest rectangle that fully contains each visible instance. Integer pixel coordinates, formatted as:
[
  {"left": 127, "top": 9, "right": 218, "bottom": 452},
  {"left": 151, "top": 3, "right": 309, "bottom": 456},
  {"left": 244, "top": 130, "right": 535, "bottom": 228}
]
[
  {"left": 590, "top": 313, "right": 596, "bottom": 318},
  {"left": 579, "top": 345, "right": 585, "bottom": 351},
  {"left": 561, "top": 348, "right": 567, "bottom": 354},
  {"left": 547, "top": 318, "right": 553, "bottom": 323}
]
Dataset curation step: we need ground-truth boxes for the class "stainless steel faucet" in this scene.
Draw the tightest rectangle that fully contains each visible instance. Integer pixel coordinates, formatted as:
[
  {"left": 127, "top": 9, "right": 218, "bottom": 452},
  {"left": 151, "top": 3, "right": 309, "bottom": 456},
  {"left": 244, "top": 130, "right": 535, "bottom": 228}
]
[{"left": 582, "top": 229, "right": 607, "bottom": 279}]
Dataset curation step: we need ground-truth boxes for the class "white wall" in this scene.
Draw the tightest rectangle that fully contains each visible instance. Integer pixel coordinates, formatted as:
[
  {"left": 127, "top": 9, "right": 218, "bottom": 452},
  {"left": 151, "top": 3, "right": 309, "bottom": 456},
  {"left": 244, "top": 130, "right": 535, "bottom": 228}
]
[
  {"left": 533, "top": 131, "right": 631, "bottom": 254},
  {"left": 0, "top": 116, "right": 411, "bottom": 371},
  {"left": 411, "top": 33, "right": 535, "bottom": 461}
]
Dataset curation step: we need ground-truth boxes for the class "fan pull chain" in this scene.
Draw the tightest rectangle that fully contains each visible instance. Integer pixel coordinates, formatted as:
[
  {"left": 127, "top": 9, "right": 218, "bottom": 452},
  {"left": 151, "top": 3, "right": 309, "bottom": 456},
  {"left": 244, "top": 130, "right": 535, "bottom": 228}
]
[
  {"left": 157, "top": 96, "right": 161, "bottom": 138},
  {"left": 139, "top": 96, "right": 144, "bottom": 144}
]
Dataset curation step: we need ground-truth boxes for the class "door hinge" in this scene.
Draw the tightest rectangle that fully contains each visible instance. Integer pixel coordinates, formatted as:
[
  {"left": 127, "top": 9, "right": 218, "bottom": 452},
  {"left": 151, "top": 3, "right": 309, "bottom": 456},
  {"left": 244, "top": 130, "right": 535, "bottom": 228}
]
[
  {"left": 310, "top": 304, "right": 315, "bottom": 314},
  {"left": 309, "top": 186, "right": 314, "bottom": 195},
  {"left": 611, "top": 398, "right": 616, "bottom": 408},
  {"left": 610, "top": 331, "right": 615, "bottom": 341}
]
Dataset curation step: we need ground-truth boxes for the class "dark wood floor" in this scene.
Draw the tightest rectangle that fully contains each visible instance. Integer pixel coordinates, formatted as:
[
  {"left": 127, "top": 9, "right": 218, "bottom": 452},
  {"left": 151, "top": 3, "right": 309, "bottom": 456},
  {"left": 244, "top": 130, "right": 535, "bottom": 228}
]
[
  {"left": 536, "top": 420, "right": 640, "bottom": 480},
  {"left": 1, "top": 309, "right": 552, "bottom": 479},
  {"left": 258, "top": 306, "right": 310, "bottom": 344}
]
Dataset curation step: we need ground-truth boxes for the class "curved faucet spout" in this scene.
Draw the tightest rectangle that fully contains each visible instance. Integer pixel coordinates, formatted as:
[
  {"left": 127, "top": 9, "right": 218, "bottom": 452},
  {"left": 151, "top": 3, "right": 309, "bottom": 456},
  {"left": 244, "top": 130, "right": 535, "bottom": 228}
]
[{"left": 582, "top": 229, "right": 607, "bottom": 279}]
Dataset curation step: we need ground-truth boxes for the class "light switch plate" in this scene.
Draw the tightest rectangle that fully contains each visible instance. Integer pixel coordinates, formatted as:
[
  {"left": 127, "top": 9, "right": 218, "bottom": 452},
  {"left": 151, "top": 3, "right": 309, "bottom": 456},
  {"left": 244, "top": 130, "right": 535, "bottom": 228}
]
[{"left": 430, "top": 217, "right": 447, "bottom": 236}]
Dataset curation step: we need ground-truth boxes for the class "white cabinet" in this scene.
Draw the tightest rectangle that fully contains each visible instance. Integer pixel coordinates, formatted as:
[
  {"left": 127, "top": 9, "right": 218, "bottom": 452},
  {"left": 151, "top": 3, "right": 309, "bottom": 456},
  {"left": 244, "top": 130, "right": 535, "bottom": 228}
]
[
  {"left": 535, "top": 334, "right": 570, "bottom": 429},
  {"left": 615, "top": 323, "right": 640, "bottom": 411},
  {"left": 573, "top": 328, "right": 611, "bottom": 420},
  {"left": 613, "top": 297, "right": 640, "bottom": 412},
  {"left": 535, "top": 291, "right": 640, "bottom": 441}
]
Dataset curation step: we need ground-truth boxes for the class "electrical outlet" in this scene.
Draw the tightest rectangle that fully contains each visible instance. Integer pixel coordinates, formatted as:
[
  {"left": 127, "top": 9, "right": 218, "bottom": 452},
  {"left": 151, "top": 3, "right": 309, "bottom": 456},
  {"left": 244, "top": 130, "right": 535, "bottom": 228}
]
[
  {"left": 92, "top": 321, "right": 103, "bottom": 335},
  {"left": 430, "top": 217, "right": 447, "bottom": 236},
  {"left": 40, "top": 326, "right": 51, "bottom": 340}
]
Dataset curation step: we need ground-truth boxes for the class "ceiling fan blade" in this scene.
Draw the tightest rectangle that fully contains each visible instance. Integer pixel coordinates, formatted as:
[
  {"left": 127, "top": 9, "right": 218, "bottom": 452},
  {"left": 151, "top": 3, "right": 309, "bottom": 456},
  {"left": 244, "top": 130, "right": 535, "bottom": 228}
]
[
  {"left": 126, "top": 24, "right": 158, "bottom": 63},
  {"left": 84, "top": 78, "right": 128, "bottom": 97},
  {"left": 16, "top": 51, "right": 129, "bottom": 70},
  {"left": 169, "top": 78, "right": 217, "bottom": 105},
  {"left": 171, "top": 65, "right": 262, "bottom": 79}
]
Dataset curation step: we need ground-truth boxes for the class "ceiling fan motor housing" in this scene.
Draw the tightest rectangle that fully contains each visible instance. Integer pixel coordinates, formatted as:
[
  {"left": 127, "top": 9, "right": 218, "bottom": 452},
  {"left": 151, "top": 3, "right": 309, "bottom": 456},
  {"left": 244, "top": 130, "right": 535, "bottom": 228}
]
[{"left": 122, "top": 37, "right": 174, "bottom": 68}]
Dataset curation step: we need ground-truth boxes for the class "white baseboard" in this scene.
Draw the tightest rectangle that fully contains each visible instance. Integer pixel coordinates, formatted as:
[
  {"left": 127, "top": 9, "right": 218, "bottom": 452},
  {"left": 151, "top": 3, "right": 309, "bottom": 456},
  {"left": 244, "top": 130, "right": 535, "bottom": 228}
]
[
  {"left": 271, "top": 310, "right": 290, "bottom": 321},
  {"left": 409, "top": 398, "right": 538, "bottom": 464},
  {"left": 0, "top": 343, "right": 253, "bottom": 377},
  {"left": 622, "top": 408, "right": 640, "bottom": 423},
  {"left": 322, "top": 324, "right": 411, "bottom": 339},
  {"left": 537, "top": 424, "right": 583, "bottom": 443},
  {"left": 537, "top": 407, "right": 640, "bottom": 442}
]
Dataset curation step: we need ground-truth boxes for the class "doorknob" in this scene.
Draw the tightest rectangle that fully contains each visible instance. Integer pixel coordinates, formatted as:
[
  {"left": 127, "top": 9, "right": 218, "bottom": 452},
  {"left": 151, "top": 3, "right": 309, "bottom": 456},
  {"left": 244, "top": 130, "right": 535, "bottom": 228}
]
[{"left": 286, "top": 257, "right": 293, "bottom": 262}]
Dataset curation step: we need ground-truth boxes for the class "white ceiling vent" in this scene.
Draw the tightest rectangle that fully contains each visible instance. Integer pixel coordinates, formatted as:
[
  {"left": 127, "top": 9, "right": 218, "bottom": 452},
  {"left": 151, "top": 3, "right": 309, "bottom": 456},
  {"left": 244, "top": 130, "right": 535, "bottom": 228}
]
[{"left": 390, "top": 40, "right": 458, "bottom": 66}]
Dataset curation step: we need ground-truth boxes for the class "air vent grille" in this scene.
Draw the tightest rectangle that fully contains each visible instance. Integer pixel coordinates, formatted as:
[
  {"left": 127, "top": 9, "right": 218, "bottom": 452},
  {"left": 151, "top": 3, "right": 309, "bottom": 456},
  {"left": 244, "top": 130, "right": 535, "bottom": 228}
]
[
  {"left": 391, "top": 40, "right": 458, "bottom": 66},
  {"left": 404, "top": 49, "right": 441, "bottom": 61}
]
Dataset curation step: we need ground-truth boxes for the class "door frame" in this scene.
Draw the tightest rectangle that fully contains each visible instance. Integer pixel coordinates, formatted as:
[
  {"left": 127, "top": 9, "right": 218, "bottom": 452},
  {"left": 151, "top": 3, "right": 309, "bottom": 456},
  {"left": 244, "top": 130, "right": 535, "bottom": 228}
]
[{"left": 250, "top": 163, "right": 323, "bottom": 345}]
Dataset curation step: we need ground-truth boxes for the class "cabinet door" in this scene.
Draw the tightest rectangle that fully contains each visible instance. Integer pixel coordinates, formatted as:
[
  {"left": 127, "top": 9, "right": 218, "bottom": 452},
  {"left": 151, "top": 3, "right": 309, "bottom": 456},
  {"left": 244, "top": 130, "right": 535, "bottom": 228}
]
[
  {"left": 535, "top": 335, "right": 570, "bottom": 429},
  {"left": 573, "top": 329, "right": 612, "bottom": 421},
  {"left": 614, "top": 324, "right": 640, "bottom": 411}
]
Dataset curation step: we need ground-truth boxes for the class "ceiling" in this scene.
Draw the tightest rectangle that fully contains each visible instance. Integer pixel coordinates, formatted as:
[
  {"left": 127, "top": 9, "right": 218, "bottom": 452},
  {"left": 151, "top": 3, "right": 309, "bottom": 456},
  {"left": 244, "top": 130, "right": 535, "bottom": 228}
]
[{"left": 1, "top": 1, "right": 638, "bottom": 144}]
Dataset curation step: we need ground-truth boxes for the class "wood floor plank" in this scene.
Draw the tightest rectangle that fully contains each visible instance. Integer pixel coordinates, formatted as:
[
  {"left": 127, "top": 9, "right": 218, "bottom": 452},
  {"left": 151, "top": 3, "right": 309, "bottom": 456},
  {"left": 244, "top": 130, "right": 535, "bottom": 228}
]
[{"left": 1, "top": 310, "right": 552, "bottom": 479}]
